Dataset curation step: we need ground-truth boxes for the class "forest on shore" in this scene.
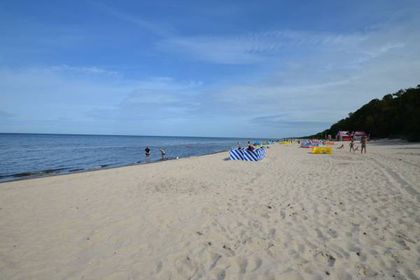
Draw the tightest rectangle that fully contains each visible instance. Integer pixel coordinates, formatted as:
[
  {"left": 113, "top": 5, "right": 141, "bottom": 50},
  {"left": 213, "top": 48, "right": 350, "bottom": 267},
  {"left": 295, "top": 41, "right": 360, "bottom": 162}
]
[{"left": 310, "top": 85, "right": 420, "bottom": 141}]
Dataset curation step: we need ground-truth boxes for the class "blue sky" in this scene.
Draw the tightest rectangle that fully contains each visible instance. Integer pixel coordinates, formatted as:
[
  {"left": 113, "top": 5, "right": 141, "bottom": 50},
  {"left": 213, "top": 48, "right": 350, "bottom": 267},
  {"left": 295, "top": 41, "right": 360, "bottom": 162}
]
[{"left": 1, "top": 0, "right": 419, "bottom": 138}]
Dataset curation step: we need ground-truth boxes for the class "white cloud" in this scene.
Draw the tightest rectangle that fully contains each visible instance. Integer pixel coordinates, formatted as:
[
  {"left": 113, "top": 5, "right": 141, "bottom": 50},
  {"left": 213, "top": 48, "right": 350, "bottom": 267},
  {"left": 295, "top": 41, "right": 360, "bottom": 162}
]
[
  {"left": 48, "top": 65, "right": 120, "bottom": 77},
  {"left": 1, "top": 8, "right": 419, "bottom": 137},
  {"left": 157, "top": 30, "right": 369, "bottom": 65},
  {"left": 200, "top": 18, "right": 420, "bottom": 127},
  {"left": 91, "top": 1, "right": 173, "bottom": 37},
  {"left": 0, "top": 66, "right": 204, "bottom": 132}
]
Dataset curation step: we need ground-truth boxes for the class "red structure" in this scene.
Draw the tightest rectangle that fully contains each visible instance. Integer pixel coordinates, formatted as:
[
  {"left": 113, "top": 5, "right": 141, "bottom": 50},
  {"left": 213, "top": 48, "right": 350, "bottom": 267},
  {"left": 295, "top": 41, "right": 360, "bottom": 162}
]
[
  {"left": 351, "top": 131, "right": 367, "bottom": 141},
  {"left": 336, "top": 131, "right": 351, "bottom": 141}
]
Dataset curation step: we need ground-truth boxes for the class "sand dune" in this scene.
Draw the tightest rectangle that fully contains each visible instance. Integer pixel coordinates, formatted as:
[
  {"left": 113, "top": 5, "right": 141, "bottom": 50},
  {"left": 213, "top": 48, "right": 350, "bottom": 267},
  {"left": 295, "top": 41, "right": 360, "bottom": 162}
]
[{"left": 1, "top": 141, "right": 419, "bottom": 279}]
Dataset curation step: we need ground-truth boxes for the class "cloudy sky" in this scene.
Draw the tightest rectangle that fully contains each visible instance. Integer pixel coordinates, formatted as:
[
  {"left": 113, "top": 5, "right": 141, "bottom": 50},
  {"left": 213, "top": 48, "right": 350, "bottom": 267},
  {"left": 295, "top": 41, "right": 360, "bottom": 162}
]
[{"left": 1, "top": 0, "right": 419, "bottom": 138}]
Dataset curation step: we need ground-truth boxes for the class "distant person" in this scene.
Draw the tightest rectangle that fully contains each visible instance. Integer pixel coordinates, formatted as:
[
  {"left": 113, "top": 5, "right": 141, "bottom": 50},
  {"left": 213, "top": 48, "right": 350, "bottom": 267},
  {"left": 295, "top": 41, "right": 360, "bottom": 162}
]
[
  {"left": 247, "top": 141, "right": 255, "bottom": 151},
  {"left": 145, "top": 146, "right": 151, "bottom": 161},
  {"left": 159, "top": 148, "right": 166, "bottom": 160},
  {"left": 361, "top": 136, "right": 367, "bottom": 154},
  {"left": 237, "top": 142, "right": 242, "bottom": 149},
  {"left": 349, "top": 138, "right": 355, "bottom": 153}
]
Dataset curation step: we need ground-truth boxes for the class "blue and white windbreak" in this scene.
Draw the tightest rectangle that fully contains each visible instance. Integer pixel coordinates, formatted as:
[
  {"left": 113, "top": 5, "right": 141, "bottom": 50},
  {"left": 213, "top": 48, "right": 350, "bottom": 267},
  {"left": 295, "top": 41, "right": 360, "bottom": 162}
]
[{"left": 229, "top": 148, "right": 266, "bottom": 161}]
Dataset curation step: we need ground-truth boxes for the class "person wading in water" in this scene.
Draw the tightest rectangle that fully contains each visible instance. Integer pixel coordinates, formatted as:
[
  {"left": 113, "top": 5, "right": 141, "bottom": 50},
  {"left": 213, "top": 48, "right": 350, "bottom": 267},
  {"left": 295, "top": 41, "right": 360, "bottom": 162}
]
[
  {"left": 159, "top": 148, "right": 166, "bottom": 160},
  {"left": 145, "top": 146, "right": 151, "bottom": 162}
]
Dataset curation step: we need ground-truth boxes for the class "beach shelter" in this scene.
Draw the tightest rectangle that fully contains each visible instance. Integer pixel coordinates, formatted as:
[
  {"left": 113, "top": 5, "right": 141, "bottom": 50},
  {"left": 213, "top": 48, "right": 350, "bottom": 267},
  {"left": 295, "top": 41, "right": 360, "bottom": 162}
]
[
  {"left": 352, "top": 131, "right": 367, "bottom": 141},
  {"left": 300, "top": 140, "right": 321, "bottom": 148},
  {"left": 229, "top": 148, "right": 266, "bottom": 161},
  {"left": 336, "top": 131, "right": 351, "bottom": 141}
]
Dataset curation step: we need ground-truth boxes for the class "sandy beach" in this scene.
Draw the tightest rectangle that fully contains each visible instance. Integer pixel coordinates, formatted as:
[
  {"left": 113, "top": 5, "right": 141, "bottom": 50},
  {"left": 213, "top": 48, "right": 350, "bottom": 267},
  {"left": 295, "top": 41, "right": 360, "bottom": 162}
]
[{"left": 0, "top": 141, "right": 419, "bottom": 280}]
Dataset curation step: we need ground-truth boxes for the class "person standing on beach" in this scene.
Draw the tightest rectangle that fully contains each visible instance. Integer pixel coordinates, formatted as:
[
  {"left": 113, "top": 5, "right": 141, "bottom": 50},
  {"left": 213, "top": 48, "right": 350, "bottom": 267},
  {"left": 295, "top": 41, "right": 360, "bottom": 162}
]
[
  {"left": 361, "top": 136, "right": 367, "bottom": 154},
  {"left": 349, "top": 138, "right": 355, "bottom": 153}
]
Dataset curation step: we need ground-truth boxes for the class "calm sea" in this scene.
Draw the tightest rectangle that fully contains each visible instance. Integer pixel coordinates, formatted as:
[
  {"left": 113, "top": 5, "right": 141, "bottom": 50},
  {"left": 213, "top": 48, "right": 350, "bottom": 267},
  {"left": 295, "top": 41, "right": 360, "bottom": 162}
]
[{"left": 0, "top": 133, "right": 267, "bottom": 182}]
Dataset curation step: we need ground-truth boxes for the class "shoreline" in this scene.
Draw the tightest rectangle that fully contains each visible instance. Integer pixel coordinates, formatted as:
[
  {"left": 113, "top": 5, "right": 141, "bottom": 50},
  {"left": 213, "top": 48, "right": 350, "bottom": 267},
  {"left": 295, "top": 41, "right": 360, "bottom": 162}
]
[
  {"left": 1, "top": 138, "right": 415, "bottom": 184},
  {"left": 0, "top": 148, "right": 231, "bottom": 184},
  {"left": 0, "top": 133, "right": 272, "bottom": 184}
]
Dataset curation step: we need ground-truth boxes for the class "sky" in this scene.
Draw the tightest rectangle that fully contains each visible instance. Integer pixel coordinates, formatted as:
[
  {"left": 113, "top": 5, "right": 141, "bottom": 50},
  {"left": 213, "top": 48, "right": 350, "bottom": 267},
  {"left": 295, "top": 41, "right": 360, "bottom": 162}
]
[{"left": 0, "top": 0, "right": 419, "bottom": 138}]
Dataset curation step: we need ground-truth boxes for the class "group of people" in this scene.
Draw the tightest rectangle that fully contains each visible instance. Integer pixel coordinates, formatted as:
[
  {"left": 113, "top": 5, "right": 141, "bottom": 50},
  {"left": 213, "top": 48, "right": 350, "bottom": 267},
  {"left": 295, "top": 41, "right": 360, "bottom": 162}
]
[
  {"left": 237, "top": 141, "right": 256, "bottom": 151},
  {"left": 144, "top": 141, "right": 259, "bottom": 162},
  {"left": 144, "top": 146, "right": 166, "bottom": 161},
  {"left": 337, "top": 135, "right": 368, "bottom": 154}
]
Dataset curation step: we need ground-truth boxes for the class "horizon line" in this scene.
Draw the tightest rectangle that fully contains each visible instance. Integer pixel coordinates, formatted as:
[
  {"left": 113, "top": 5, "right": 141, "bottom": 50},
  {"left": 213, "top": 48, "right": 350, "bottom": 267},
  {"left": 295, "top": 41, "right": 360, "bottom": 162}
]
[{"left": 0, "top": 131, "right": 282, "bottom": 140}]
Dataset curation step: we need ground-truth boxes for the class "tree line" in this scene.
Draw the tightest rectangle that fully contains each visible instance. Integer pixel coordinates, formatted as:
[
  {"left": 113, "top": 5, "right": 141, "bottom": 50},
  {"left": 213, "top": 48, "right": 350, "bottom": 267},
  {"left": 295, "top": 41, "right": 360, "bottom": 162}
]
[{"left": 309, "top": 84, "right": 420, "bottom": 141}]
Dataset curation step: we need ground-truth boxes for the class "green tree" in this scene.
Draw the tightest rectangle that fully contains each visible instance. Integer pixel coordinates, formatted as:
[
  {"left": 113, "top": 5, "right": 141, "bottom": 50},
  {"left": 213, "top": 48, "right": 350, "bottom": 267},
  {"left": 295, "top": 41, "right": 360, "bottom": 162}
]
[{"left": 308, "top": 85, "right": 420, "bottom": 141}]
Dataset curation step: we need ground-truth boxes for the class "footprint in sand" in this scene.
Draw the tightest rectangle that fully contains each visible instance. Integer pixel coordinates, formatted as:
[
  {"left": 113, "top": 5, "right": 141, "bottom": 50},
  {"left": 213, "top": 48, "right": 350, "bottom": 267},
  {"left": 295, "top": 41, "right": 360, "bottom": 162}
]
[
  {"left": 222, "top": 245, "right": 235, "bottom": 256},
  {"left": 209, "top": 253, "right": 222, "bottom": 270},
  {"left": 155, "top": 261, "right": 163, "bottom": 273},
  {"left": 327, "top": 254, "right": 336, "bottom": 267},
  {"left": 248, "top": 256, "right": 263, "bottom": 272},
  {"left": 280, "top": 210, "right": 286, "bottom": 219},
  {"left": 356, "top": 263, "right": 378, "bottom": 278},
  {"left": 328, "top": 228, "right": 338, "bottom": 238},
  {"left": 314, "top": 251, "right": 336, "bottom": 267},
  {"left": 239, "top": 258, "right": 248, "bottom": 273},
  {"left": 269, "top": 228, "right": 276, "bottom": 239},
  {"left": 214, "top": 269, "right": 226, "bottom": 280},
  {"left": 315, "top": 228, "right": 328, "bottom": 241}
]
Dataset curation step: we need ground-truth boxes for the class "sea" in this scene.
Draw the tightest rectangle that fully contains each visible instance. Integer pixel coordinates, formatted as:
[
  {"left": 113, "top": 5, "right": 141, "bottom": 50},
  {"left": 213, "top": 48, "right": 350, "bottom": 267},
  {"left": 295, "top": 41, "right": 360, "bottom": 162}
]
[{"left": 0, "top": 133, "right": 269, "bottom": 182}]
